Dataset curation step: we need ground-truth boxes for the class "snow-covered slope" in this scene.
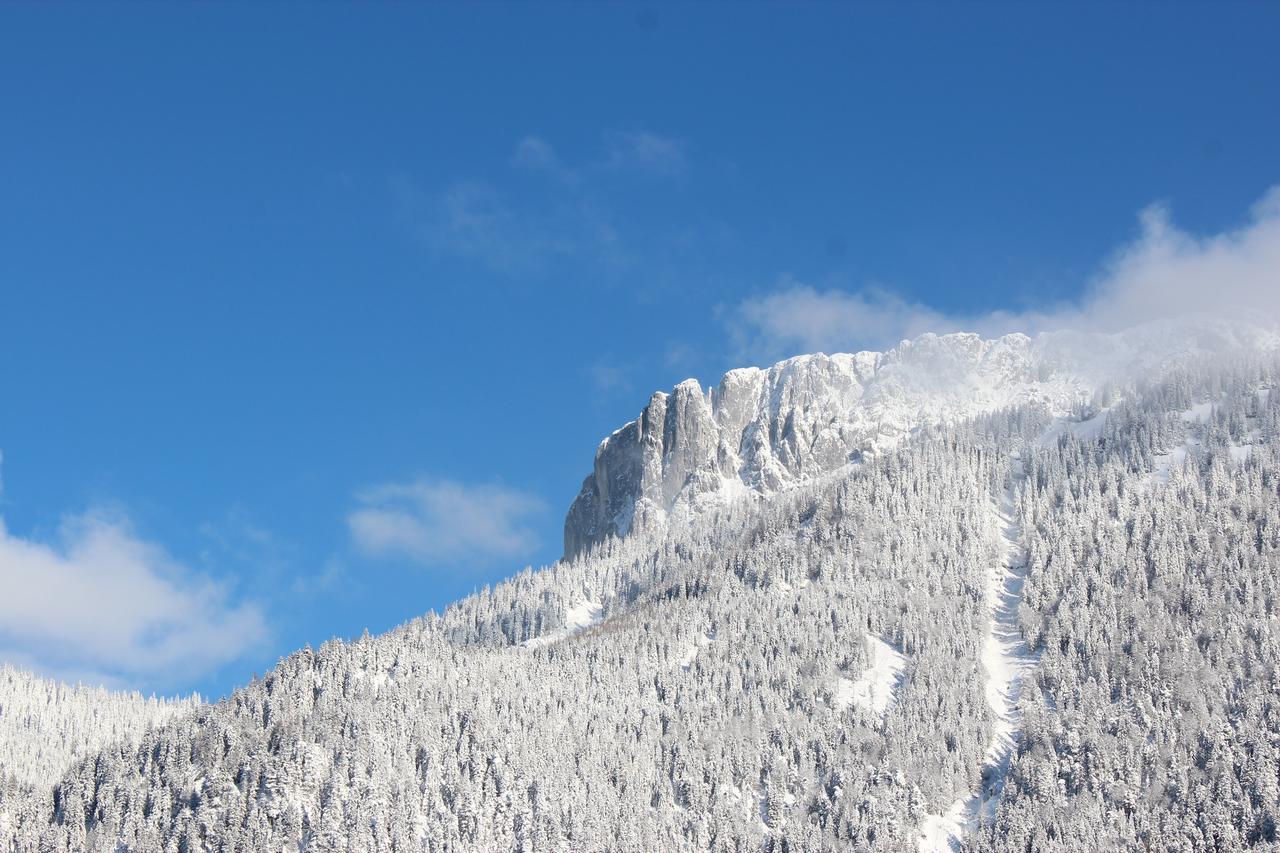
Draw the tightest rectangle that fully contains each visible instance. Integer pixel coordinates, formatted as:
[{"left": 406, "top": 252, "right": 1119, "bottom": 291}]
[
  {"left": 918, "top": 458, "right": 1038, "bottom": 850},
  {"left": 0, "top": 665, "right": 198, "bottom": 788},
  {"left": 564, "top": 321, "right": 1276, "bottom": 557},
  {"left": 3, "top": 322, "right": 1280, "bottom": 852},
  {"left": 833, "top": 634, "right": 905, "bottom": 719}
]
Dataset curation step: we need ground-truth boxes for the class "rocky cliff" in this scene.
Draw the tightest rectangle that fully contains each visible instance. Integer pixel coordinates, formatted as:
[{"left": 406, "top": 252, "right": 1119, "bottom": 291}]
[{"left": 563, "top": 322, "right": 1277, "bottom": 557}]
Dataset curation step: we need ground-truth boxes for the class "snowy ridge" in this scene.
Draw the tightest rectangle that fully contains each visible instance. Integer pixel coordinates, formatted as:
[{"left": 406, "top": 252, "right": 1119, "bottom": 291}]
[
  {"left": 565, "top": 320, "right": 1278, "bottom": 558},
  {"left": 919, "top": 457, "right": 1039, "bottom": 851}
]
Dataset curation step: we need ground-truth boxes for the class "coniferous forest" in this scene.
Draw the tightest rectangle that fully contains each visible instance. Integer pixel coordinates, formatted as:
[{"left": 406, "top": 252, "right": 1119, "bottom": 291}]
[{"left": 3, "top": 350, "right": 1279, "bottom": 851}]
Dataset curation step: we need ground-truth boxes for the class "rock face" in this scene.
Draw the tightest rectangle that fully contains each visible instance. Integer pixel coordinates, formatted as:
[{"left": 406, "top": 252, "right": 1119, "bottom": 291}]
[{"left": 562, "top": 322, "right": 1278, "bottom": 558}]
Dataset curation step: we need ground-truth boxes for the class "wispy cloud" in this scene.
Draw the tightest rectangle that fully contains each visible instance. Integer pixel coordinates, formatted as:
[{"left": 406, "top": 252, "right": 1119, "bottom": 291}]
[
  {"left": 512, "top": 131, "right": 687, "bottom": 180},
  {"left": 398, "top": 175, "right": 622, "bottom": 275},
  {"left": 726, "top": 187, "right": 1280, "bottom": 362},
  {"left": 511, "top": 135, "right": 561, "bottom": 173},
  {"left": 600, "top": 130, "right": 687, "bottom": 175},
  {"left": 587, "top": 361, "right": 631, "bottom": 394},
  {"left": 726, "top": 280, "right": 949, "bottom": 362},
  {"left": 197, "top": 506, "right": 293, "bottom": 579},
  {"left": 404, "top": 130, "right": 685, "bottom": 274},
  {"left": 348, "top": 479, "right": 545, "bottom": 567},
  {"left": 0, "top": 511, "right": 266, "bottom": 689}
]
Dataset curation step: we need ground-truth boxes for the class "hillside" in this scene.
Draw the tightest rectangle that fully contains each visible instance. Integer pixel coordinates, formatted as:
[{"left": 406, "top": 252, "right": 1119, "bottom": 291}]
[
  {"left": 0, "top": 666, "right": 198, "bottom": 789},
  {"left": 2, "top": 325, "right": 1279, "bottom": 851}
]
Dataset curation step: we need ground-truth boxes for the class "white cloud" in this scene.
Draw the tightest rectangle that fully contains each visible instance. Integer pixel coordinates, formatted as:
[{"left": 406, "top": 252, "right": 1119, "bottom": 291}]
[
  {"left": 0, "top": 511, "right": 266, "bottom": 689},
  {"left": 1064, "top": 188, "right": 1280, "bottom": 331},
  {"left": 349, "top": 480, "right": 545, "bottom": 566},
  {"left": 727, "top": 187, "right": 1280, "bottom": 362},
  {"left": 727, "top": 280, "right": 950, "bottom": 361}
]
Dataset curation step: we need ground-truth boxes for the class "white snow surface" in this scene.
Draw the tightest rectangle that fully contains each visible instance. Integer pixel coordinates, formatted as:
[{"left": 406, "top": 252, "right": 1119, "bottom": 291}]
[
  {"left": 834, "top": 634, "right": 906, "bottom": 718},
  {"left": 1151, "top": 399, "right": 1265, "bottom": 485},
  {"left": 521, "top": 599, "right": 603, "bottom": 649},
  {"left": 919, "top": 458, "right": 1039, "bottom": 851},
  {"left": 677, "top": 632, "right": 714, "bottom": 670},
  {"left": 1034, "top": 406, "right": 1114, "bottom": 448}
]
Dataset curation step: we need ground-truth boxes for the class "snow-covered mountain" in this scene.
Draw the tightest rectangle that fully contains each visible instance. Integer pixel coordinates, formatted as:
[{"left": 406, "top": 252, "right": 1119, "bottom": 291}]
[
  {"left": 2, "top": 321, "right": 1280, "bottom": 852},
  {"left": 566, "top": 321, "right": 1276, "bottom": 556}
]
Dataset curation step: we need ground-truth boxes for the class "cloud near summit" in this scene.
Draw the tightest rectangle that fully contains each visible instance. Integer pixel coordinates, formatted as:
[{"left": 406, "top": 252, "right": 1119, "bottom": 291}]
[{"left": 728, "top": 187, "right": 1280, "bottom": 362}]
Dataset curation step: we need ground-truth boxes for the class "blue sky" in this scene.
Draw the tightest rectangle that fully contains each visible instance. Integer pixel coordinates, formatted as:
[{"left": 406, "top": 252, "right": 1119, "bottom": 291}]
[{"left": 1, "top": 2, "right": 1278, "bottom": 697}]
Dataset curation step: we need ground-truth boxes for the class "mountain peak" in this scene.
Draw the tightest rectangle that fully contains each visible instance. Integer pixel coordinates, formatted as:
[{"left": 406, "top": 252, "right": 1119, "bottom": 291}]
[{"left": 563, "top": 321, "right": 1276, "bottom": 558}]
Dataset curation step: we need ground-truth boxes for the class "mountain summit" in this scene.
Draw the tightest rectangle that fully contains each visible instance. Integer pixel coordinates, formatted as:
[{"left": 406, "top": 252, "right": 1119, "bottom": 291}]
[{"left": 566, "top": 321, "right": 1274, "bottom": 557}]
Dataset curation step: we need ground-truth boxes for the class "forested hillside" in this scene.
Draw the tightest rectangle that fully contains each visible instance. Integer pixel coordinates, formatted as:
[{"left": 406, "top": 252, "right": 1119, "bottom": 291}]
[
  {"left": 0, "top": 666, "right": 197, "bottom": 788},
  {"left": 1, "top": 337, "right": 1278, "bottom": 851}
]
